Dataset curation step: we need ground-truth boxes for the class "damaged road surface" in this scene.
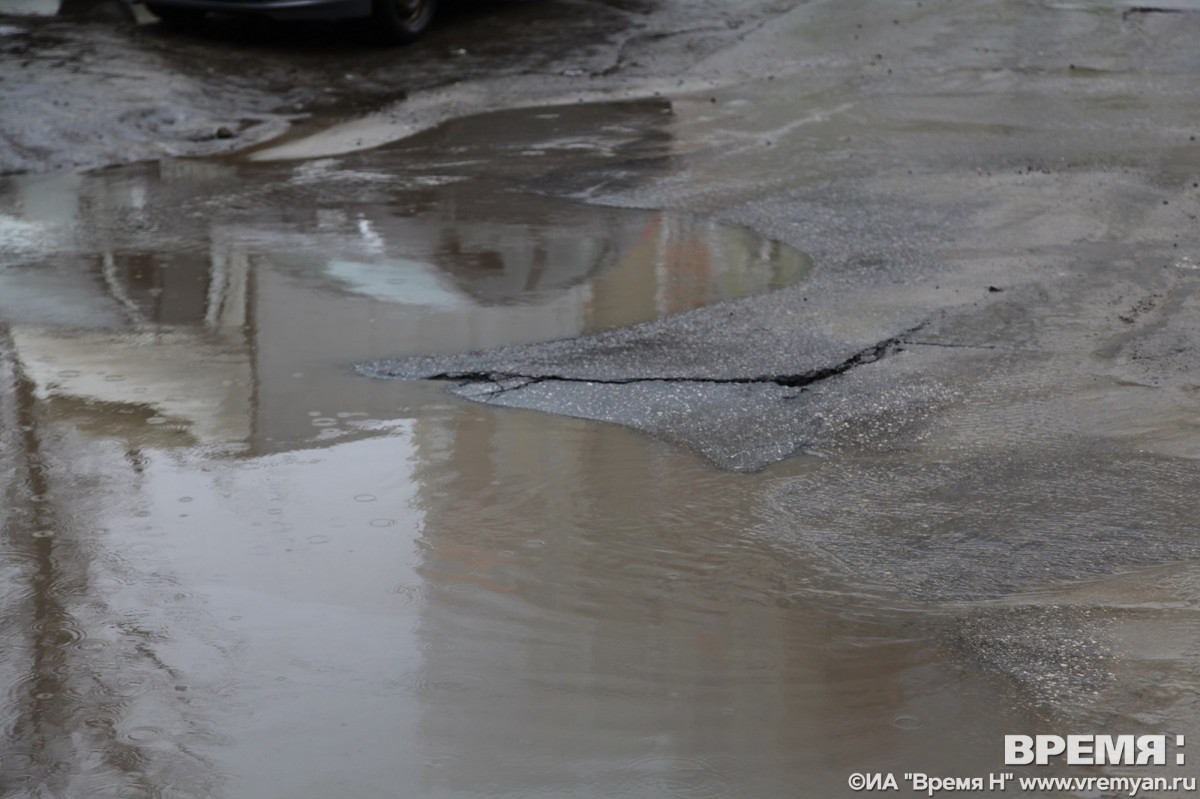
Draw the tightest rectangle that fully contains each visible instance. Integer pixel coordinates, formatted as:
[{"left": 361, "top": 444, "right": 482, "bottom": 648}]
[
  {"left": 357, "top": 0, "right": 1200, "bottom": 756},
  {"left": 5, "top": 0, "right": 1200, "bottom": 796},
  {"left": 359, "top": 294, "right": 929, "bottom": 471}
]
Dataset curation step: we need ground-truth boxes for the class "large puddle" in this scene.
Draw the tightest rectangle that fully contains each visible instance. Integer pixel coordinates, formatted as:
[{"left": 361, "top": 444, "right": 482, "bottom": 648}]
[
  {"left": 0, "top": 151, "right": 807, "bottom": 454},
  {"left": 0, "top": 104, "right": 1063, "bottom": 798}
]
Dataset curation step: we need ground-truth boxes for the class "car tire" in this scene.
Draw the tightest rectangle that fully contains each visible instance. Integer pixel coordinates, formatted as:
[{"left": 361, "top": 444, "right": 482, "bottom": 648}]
[
  {"left": 370, "top": 0, "right": 436, "bottom": 44},
  {"left": 145, "top": 2, "right": 207, "bottom": 25}
]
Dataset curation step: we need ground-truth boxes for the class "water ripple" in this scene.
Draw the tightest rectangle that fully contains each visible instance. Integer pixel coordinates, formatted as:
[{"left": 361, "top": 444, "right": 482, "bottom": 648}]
[{"left": 621, "top": 754, "right": 741, "bottom": 799}]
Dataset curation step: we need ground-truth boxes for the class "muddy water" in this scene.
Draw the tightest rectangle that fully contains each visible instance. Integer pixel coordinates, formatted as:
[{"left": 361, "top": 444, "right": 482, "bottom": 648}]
[
  {"left": 7, "top": 0, "right": 1200, "bottom": 791},
  {"left": 0, "top": 114, "right": 1050, "bottom": 797}
]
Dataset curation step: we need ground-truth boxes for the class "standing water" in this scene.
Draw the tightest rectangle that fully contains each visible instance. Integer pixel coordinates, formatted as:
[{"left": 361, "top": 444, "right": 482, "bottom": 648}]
[{"left": 0, "top": 103, "right": 1044, "bottom": 798}]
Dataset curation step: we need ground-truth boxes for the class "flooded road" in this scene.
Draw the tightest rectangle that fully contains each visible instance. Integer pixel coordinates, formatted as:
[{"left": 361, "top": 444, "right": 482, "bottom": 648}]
[
  {"left": 5, "top": 0, "right": 1200, "bottom": 796},
  {"left": 0, "top": 99, "right": 929, "bottom": 798},
  {"left": 0, "top": 108, "right": 1033, "bottom": 797}
]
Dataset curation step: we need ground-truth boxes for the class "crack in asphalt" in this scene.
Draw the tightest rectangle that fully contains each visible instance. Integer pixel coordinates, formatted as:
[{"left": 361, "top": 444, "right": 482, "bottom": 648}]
[
  {"left": 1123, "top": 5, "right": 1191, "bottom": 18},
  {"left": 423, "top": 324, "right": 926, "bottom": 397},
  {"left": 906, "top": 341, "right": 998, "bottom": 350}
]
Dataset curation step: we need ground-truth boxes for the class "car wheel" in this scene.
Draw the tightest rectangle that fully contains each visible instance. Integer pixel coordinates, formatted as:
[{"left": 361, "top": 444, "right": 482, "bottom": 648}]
[
  {"left": 145, "top": 2, "right": 207, "bottom": 25},
  {"left": 370, "top": 0, "right": 436, "bottom": 44}
]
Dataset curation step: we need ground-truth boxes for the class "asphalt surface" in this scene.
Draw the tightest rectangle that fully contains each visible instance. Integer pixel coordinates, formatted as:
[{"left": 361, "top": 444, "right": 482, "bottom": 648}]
[
  {"left": 0, "top": 0, "right": 775, "bottom": 172},
  {"left": 351, "top": 0, "right": 1200, "bottom": 478},
  {"left": 356, "top": 0, "right": 1200, "bottom": 721},
  {"left": 7, "top": 0, "right": 1200, "bottom": 733}
]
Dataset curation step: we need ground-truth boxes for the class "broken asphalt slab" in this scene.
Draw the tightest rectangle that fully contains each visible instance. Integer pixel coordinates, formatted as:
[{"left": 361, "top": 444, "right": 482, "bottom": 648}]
[{"left": 357, "top": 272, "right": 966, "bottom": 471}]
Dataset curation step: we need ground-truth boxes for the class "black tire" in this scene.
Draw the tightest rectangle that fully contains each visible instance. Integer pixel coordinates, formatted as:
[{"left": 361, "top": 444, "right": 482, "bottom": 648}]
[
  {"left": 370, "top": 0, "right": 436, "bottom": 44},
  {"left": 145, "top": 2, "right": 207, "bottom": 25}
]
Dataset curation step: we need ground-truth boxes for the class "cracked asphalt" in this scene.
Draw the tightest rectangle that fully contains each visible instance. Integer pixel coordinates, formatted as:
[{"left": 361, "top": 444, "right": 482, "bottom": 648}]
[{"left": 359, "top": 290, "right": 931, "bottom": 470}]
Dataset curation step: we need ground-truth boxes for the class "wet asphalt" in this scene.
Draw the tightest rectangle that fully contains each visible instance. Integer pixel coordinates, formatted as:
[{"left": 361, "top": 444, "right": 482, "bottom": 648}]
[{"left": 7, "top": 0, "right": 1200, "bottom": 750}]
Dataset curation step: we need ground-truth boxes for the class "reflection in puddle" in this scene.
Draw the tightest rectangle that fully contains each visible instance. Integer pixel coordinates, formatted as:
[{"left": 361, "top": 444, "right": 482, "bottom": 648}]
[
  {"left": 258, "top": 185, "right": 809, "bottom": 349},
  {"left": 0, "top": 160, "right": 808, "bottom": 455},
  {"left": 0, "top": 110, "right": 1028, "bottom": 797}
]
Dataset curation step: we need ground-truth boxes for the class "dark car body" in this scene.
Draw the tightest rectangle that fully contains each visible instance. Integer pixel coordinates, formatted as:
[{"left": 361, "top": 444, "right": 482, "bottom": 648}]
[
  {"left": 141, "top": 0, "right": 435, "bottom": 41},
  {"left": 147, "top": 0, "right": 372, "bottom": 20}
]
